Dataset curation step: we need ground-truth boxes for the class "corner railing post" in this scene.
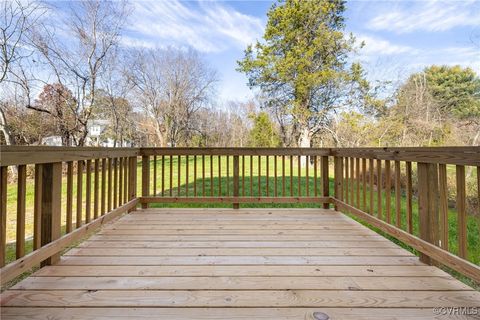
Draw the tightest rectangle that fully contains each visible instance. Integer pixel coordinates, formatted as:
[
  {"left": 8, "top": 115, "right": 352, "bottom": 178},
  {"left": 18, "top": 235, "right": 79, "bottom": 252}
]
[
  {"left": 128, "top": 156, "right": 137, "bottom": 212},
  {"left": 40, "top": 162, "right": 62, "bottom": 266},
  {"left": 141, "top": 155, "right": 150, "bottom": 209},
  {"left": 233, "top": 155, "right": 240, "bottom": 209},
  {"left": 417, "top": 162, "right": 440, "bottom": 265},
  {"left": 333, "top": 156, "right": 343, "bottom": 211},
  {"left": 321, "top": 155, "right": 330, "bottom": 209}
]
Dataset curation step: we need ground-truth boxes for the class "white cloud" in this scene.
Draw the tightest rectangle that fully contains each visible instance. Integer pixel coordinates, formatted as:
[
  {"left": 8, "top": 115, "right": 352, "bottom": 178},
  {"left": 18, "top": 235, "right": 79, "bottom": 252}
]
[
  {"left": 367, "top": 0, "right": 480, "bottom": 33},
  {"left": 125, "top": 1, "right": 264, "bottom": 53},
  {"left": 356, "top": 34, "right": 417, "bottom": 56}
]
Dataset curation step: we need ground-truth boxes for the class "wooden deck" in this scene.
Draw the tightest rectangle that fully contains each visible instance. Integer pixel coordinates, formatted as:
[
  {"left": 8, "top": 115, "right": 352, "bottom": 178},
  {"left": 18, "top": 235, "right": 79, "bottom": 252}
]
[{"left": 1, "top": 208, "right": 479, "bottom": 319}]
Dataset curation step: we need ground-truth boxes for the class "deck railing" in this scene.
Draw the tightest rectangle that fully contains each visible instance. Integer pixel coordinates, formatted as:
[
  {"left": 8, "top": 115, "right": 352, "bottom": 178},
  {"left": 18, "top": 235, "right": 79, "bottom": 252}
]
[{"left": 0, "top": 146, "right": 479, "bottom": 285}]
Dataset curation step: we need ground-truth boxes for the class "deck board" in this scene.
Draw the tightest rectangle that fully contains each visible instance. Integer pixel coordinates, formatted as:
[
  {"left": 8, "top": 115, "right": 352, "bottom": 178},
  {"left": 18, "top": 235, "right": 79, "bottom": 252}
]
[{"left": 1, "top": 208, "right": 479, "bottom": 319}]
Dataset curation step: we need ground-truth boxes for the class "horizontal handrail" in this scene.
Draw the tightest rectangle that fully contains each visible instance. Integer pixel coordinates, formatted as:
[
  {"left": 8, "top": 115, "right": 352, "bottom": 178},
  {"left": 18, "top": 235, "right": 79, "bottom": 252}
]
[
  {"left": 1, "top": 146, "right": 479, "bottom": 166},
  {"left": 0, "top": 146, "right": 479, "bottom": 288}
]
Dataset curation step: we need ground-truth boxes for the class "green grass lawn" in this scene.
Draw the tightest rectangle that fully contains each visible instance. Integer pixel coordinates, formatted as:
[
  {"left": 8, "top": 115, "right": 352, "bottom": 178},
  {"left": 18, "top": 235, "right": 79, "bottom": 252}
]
[{"left": 4, "top": 156, "right": 479, "bottom": 289}]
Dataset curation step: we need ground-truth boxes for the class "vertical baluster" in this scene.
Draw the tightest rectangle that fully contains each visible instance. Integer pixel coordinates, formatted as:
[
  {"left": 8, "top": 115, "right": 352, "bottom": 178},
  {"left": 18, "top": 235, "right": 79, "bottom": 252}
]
[
  {"left": 66, "top": 162, "right": 73, "bottom": 233},
  {"left": 34, "top": 164, "right": 43, "bottom": 248},
  {"left": 77, "top": 160, "right": 84, "bottom": 227},
  {"left": 142, "top": 155, "right": 150, "bottom": 209},
  {"left": 274, "top": 155, "right": 278, "bottom": 197},
  {"left": 94, "top": 159, "right": 99, "bottom": 219},
  {"left": 377, "top": 159, "right": 382, "bottom": 220},
  {"left": 297, "top": 155, "right": 301, "bottom": 197},
  {"left": 178, "top": 155, "right": 181, "bottom": 197},
  {"left": 107, "top": 158, "right": 112, "bottom": 212},
  {"left": 242, "top": 155, "right": 245, "bottom": 197},
  {"left": 193, "top": 155, "right": 197, "bottom": 197},
  {"left": 250, "top": 155, "right": 253, "bottom": 196},
  {"left": 314, "top": 156, "right": 317, "bottom": 197},
  {"left": 456, "top": 165, "right": 467, "bottom": 259},
  {"left": 218, "top": 155, "right": 221, "bottom": 196},
  {"left": 290, "top": 155, "right": 293, "bottom": 197},
  {"left": 362, "top": 158, "right": 367, "bottom": 211},
  {"left": 233, "top": 155, "right": 239, "bottom": 209},
  {"left": 369, "top": 158, "right": 374, "bottom": 215},
  {"left": 185, "top": 155, "right": 189, "bottom": 197},
  {"left": 334, "top": 157, "right": 343, "bottom": 211},
  {"left": 477, "top": 166, "right": 480, "bottom": 216},
  {"left": 16, "top": 164, "right": 26, "bottom": 258},
  {"left": 210, "top": 155, "right": 214, "bottom": 197},
  {"left": 118, "top": 158, "right": 123, "bottom": 206},
  {"left": 322, "top": 156, "right": 329, "bottom": 209},
  {"left": 0, "top": 166, "right": 6, "bottom": 267},
  {"left": 406, "top": 162, "right": 413, "bottom": 233},
  {"left": 385, "top": 160, "right": 391, "bottom": 224},
  {"left": 282, "top": 155, "right": 286, "bottom": 197},
  {"left": 169, "top": 155, "right": 173, "bottom": 197},
  {"left": 123, "top": 157, "right": 130, "bottom": 203},
  {"left": 153, "top": 155, "right": 157, "bottom": 196},
  {"left": 161, "top": 155, "right": 165, "bottom": 197},
  {"left": 266, "top": 155, "right": 269, "bottom": 197},
  {"left": 350, "top": 157, "right": 354, "bottom": 205},
  {"left": 85, "top": 160, "right": 91, "bottom": 223},
  {"left": 305, "top": 155, "right": 309, "bottom": 197},
  {"left": 202, "top": 155, "right": 205, "bottom": 197},
  {"left": 101, "top": 159, "right": 106, "bottom": 215},
  {"left": 113, "top": 158, "right": 118, "bottom": 209},
  {"left": 356, "top": 158, "right": 360, "bottom": 208},
  {"left": 258, "top": 156, "right": 261, "bottom": 196},
  {"left": 226, "top": 155, "right": 230, "bottom": 196},
  {"left": 344, "top": 157, "right": 349, "bottom": 203},
  {"left": 438, "top": 163, "right": 448, "bottom": 249},
  {"left": 394, "top": 161, "right": 401, "bottom": 228}
]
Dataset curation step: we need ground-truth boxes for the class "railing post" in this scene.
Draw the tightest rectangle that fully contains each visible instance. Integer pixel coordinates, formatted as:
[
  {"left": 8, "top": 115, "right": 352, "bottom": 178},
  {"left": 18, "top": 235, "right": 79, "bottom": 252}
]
[
  {"left": 333, "top": 156, "right": 343, "bottom": 211},
  {"left": 321, "top": 156, "right": 329, "bottom": 209},
  {"left": 128, "top": 156, "right": 137, "bottom": 212},
  {"left": 0, "top": 166, "right": 7, "bottom": 267},
  {"left": 142, "top": 155, "right": 150, "bottom": 209},
  {"left": 40, "top": 162, "right": 62, "bottom": 266},
  {"left": 417, "top": 162, "right": 440, "bottom": 265},
  {"left": 233, "top": 155, "right": 240, "bottom": 209}
]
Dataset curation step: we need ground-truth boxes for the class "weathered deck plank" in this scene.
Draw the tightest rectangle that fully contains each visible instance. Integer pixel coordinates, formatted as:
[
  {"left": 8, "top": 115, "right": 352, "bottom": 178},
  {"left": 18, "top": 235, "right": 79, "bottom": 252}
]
[{"left": 1, "top": 208, "right": 479, "bottom": 319}]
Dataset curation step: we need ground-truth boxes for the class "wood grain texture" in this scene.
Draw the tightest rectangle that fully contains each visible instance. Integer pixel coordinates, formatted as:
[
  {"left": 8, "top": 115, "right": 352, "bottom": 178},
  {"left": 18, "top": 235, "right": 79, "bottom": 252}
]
[
  {"left": 2, "top": 207, "right": 478, "bottom": 319},
  {"left": 1, "top": 307, "right": 475, "bottom": 320}
]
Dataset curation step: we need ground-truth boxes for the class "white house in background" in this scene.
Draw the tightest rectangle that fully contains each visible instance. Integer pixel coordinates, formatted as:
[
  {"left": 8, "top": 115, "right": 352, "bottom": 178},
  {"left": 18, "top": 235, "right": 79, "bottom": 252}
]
[
  {"left": 86, "top": 119, "right": 110, "bottom": 146},
  {"left": 41, "top": 135, "right": 63, "bottom": 146},
  {"left": 41, "top": 119, "right": 132, "bottom": 147}
]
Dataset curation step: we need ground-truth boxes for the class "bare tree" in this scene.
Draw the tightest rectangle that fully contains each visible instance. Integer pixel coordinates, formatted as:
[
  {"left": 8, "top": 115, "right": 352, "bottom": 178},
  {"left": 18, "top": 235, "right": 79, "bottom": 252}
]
[
  {"left": 128, "top": 48, "right": 217, "bottom": 147},
  {"left": 30, "top": 0, "right": 129, "bottom": 145},
  {"left": 1, "top": 0, "right": 45, "bottom": 145}
]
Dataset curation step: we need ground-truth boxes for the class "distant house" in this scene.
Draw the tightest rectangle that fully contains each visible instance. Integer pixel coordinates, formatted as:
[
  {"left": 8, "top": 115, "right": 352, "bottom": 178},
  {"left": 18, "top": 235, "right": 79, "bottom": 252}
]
[
  {"left": 86, "top": 119, "right": 110, "bottom": 146},
  {"left": 41, "top": 120, "right": 131, "bottom": 147},
  {"left": 86, "top": 119, "right": 132, "bottom": 147},
  {"left": 41, "top": 136, "right": 63, "bottom": 146}
]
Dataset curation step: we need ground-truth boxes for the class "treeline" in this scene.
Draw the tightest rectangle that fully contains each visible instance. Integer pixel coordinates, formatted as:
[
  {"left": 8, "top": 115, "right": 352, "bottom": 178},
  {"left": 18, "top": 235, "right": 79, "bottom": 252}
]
[{"left": 1, "top": 0, "right": 479, "bottom": 149}]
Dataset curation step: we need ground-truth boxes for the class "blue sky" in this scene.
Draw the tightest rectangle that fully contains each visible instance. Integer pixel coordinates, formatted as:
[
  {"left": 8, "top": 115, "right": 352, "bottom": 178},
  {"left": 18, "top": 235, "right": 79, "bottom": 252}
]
[{"left": 73, "top": 1, "right": 480, "bottom": 102}]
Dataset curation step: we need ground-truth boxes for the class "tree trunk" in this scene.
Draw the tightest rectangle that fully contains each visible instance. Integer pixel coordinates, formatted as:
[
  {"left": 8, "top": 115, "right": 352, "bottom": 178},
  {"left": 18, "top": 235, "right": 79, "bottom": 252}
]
[
  {"left": 0, "top": 107, "right": 13, "bottom": 145},
  {"left": 297, "top": 125, "right": 312, "bottom": 167}
]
